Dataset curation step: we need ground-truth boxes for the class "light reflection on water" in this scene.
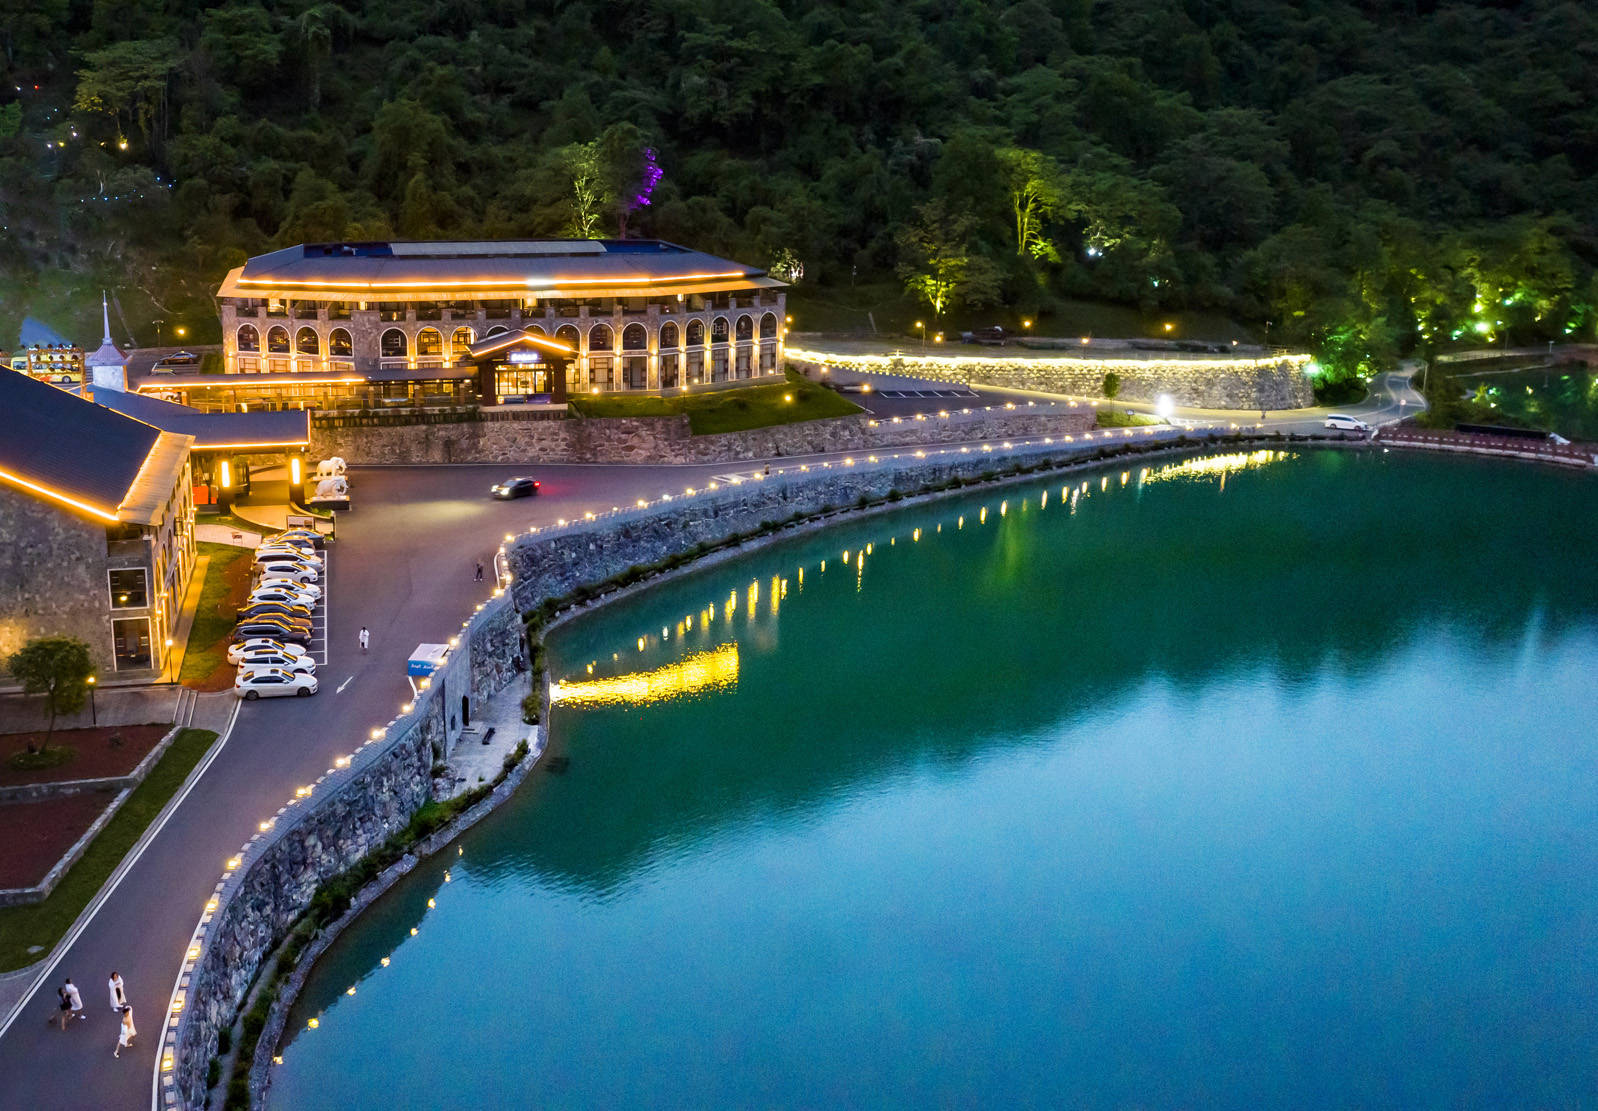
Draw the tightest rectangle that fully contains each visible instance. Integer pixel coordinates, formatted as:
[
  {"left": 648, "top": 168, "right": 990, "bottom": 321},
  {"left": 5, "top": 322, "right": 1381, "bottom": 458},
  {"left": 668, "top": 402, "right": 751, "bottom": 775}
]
[{"left": 270, "top": 449, "right": 1598, "bottom": 1110}]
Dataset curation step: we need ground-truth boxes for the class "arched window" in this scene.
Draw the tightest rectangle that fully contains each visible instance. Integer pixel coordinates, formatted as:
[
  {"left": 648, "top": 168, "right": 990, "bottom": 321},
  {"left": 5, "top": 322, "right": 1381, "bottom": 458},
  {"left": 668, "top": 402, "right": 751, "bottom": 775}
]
[
  {"left": 237, "top": 324, "right": 259, "bottom": 352},
  {"left": 622, "top": 323, "right": 648, "bottom": 351},
  {"left": 686, "top": 319, "right": 705, "bottom": 345},
  {"left": 416, "top": 328, "right": 443, "bottom": 357},
  {"left": 760, "top": 312, "right": 778, "bottom": 338},
  {"left": 555, "top": 325, "right": 580, "bottom": 350},
  {"left": 329, "top": 328, "right": 353, "bottom": 357},
  {"left": 660, "top": 322, "right": 679, "bottom": 348},
  {"left": 451, "top": 327, "right": 474, "bottom": 356},
  {"left": 735, "top": 314, "right": 753, "bottom": 341},
  {"left": 485, "top": 324, "right": 509, "bottom": 337},
  {"left": 267, "top": 326, "right": 290, "bottom": 354},
  {"left": 295, "top": 327, "right": 319, "bottom": 356},
  {"left": 589, "top": 323, "right": 613, "bottom": 351},
  {"left": 381, "top": 329, "right": 408, "bottom": 358},
  {"left": 524, "top": 324, "right": 546, "bottom": 336},
  {"left": 710, "top": 317, "right": 730, "bottom": 343}
]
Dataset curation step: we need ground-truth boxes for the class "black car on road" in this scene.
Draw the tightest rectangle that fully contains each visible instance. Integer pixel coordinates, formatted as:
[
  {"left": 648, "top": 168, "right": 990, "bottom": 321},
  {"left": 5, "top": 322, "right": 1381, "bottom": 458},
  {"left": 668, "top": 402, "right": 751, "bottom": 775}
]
[{"left": 491, "top": 476, "right": 541, "bottom": 499}]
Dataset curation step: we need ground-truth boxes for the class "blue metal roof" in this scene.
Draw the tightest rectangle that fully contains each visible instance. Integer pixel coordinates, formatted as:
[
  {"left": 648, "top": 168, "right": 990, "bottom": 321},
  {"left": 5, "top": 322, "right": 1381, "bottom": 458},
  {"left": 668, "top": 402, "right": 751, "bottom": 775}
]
[
  {"left": 95, "top": 390, "right": 309, "bottom": 449},
  {"left": 235, "top": 239, "right": 766, "bottom": 292},
  {"left": 0, "top": 370, "right": 161, "bottom": 515}
]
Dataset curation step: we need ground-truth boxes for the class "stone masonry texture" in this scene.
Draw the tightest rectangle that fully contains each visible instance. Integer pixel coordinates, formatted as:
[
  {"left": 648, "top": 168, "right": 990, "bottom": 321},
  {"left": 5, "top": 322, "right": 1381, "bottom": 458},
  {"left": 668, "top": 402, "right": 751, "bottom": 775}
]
[{"left": 308, "top": 408, "right": 1094, "bottom": 466}]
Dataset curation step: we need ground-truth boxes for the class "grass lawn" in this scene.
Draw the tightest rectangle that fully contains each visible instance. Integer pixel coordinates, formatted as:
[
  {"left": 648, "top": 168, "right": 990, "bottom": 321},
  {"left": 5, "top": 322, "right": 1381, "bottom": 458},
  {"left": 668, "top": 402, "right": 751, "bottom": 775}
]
[
  {"left": 1094, "top": 407, "right": 1161, "bottom": 428},
  {"left": 0, "top": 728, "right": 220, "bottom": 972},
  {"left": 787, "top": 282, "right": 1257, "bottom": 344},
  {"left": 179, "top": 542, "right": 256, "bottom": 690},
  {"left": 569, "top": 369, "right": 863, "bottom": 434}
]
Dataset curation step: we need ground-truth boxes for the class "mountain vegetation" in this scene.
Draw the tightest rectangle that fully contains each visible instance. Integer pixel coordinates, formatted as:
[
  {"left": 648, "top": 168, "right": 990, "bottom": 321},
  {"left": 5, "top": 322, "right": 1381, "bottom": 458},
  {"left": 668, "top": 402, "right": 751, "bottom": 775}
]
[{"left": 2, "top": 0, "right": 1595, "bottom": 383}]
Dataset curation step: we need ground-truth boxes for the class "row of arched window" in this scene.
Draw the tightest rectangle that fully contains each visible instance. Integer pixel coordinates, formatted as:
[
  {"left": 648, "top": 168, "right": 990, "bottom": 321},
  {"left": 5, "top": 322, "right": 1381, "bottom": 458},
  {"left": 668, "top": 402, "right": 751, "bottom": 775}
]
[{"left": 236, "top": 313, "right": 781, "bottom": 359}]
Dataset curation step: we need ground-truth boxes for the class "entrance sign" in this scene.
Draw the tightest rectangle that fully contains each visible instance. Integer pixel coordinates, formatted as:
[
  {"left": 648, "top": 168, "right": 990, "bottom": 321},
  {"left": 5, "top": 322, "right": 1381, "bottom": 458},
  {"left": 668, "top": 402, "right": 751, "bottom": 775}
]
[{"left": 407, "top": 643, "right": 451, "bottom": 677}]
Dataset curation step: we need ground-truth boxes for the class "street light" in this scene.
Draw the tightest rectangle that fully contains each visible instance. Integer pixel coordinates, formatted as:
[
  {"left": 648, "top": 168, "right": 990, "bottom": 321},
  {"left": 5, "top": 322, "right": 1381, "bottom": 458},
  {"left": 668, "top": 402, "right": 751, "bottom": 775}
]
[
  {"left": 915, "top": 320, "right": 926, "bottom": 350},
  {"left": 154, "top": 318, "right": 165, "bottom": 346},
  {"left": 87, "top": 675, "right": 97, "bottom": 726},
  {"left": 175, "top": 326, "right": 187, "bottom": 339}
]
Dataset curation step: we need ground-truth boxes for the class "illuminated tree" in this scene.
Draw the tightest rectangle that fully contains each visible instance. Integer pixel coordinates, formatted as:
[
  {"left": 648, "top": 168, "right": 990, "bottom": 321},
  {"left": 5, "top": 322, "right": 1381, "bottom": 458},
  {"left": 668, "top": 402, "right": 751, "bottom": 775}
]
[
  {"left": 896, "top": 200, "right": 1001, "bottom": 317},
  {"left": 73, "top": 37, "right": 182, "bottom": 145},
  {"left": 998, "top": 148, "right": 1065, "bottom": 261}
]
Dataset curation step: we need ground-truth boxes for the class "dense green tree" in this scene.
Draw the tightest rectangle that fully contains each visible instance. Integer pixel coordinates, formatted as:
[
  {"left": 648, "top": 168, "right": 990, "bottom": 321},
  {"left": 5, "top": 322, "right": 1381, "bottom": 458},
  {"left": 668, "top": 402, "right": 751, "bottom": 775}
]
[
  {"left": 3, "top": 0, "right": 1595, "bottom": 363},
  {"left": 7, "top": 638, "right": 94, "bottom": 745},
  {"left": 897, "top": 200, "right": 1002, "bottom": 317}
]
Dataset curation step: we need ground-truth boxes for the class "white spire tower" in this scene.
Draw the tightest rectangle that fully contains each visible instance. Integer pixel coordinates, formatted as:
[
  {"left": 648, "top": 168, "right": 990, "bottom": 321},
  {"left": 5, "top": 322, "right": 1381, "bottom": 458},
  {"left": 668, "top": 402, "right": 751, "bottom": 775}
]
[{"left": 87, "top": 290, "right": 128, "bottom": 396}]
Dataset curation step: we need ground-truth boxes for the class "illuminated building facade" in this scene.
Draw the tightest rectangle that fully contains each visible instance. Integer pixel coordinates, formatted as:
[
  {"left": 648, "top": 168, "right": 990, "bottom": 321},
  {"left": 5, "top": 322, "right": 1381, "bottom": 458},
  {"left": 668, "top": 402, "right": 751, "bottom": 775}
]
[
  {"left": 0, "top": 371, "right": 195, "bottom": 681},
  {"left": 212, "top": 239, "right": 787, "bottom": 405}
]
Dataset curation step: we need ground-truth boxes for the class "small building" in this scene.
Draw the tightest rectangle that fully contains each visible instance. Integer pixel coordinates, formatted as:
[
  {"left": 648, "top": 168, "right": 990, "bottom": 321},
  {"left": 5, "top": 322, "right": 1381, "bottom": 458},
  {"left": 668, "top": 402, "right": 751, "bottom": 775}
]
[
  {"left": 207, "top": 239, "right": 787, "bottom": 409},
  {"left": 86, "top": 292, "right": 130, "bottom": 396},
  {"left": 0, "top": 370, "right": 195, "bottom": 681}
]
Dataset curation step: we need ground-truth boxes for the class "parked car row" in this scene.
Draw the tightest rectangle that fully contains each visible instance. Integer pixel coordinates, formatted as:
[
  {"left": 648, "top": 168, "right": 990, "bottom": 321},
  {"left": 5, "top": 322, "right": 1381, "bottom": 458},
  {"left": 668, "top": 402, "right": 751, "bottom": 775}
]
[{"left": 233, "top": 528, "right": 326, "bottom": 699}]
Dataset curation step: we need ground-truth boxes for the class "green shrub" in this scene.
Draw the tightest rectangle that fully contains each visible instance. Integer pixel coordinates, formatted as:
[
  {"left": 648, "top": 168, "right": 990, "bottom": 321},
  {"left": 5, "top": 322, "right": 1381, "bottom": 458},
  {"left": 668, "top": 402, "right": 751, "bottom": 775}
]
[
  {"left": 7, "top": 745, "right": 75, "bottom": 771},
  {"left": 521, "top": 693, "right": 541, "bottom": 725},
  {"left": 1103, "top": 371, "right": 1121, "bottom": 398}
]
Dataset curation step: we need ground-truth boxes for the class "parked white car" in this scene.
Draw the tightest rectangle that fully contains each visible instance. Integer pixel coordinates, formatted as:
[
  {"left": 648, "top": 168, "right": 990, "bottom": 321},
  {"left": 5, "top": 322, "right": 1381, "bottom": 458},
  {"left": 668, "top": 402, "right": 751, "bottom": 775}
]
[
  {"left": 255, "top": 560, "right": 318, "bottom": 583},
  {"left": 255, "top": 577, "right": 321, "bottom": 601},
  {"left": 227, "top": 639, "right": 309, "bottom": 666},
  {"left": 234, "top": 648, "right": 316, "bottom": 674},
  {"left": 255, "top": 546, "right": 322, "bottom": 568},
  {"left": 1324, "top": 413, "right": 1372, "bottom": 432},
  {"left": 235, "top": 667, "right": 318, "bottom": 700},
  {"left": 249, "top": 585, "right": 318, "bottom": 609}
]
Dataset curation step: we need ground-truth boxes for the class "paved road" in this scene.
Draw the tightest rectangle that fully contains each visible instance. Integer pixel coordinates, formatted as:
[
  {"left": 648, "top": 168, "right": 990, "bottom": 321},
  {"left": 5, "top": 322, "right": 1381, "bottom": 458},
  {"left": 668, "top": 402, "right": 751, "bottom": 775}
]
[{"left": 0, "top": 377, "right": 1425, "bottom": 1110}]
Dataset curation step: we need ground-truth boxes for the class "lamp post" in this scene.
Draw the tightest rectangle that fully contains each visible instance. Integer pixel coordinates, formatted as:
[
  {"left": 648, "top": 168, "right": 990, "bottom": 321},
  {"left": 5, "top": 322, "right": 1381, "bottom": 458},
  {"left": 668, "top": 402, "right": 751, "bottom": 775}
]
[
  {"left": 87, "top": 675, "right": 97, "bottom": 726},
  {"left": 915, "top": 320, "right": 926, "bottom": 350},
  {"left": 154, "top": 318, "right": 165, "bottom": 347}
]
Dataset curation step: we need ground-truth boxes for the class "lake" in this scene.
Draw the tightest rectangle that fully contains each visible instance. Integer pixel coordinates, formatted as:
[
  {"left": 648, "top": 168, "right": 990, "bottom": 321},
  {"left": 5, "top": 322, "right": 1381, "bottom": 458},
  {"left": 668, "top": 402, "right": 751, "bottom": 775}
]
[{"left": 271, "top": 449, "right": 1598, "bottom": 1109}]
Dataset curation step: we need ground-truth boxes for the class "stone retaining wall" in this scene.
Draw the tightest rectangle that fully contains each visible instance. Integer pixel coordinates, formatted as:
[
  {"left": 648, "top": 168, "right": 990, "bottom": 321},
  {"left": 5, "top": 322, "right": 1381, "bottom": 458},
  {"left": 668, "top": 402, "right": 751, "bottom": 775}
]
[
  {"left": 307, "top": 408, "right": 1093, "bottom": 466},
  {"left": 164, "top": 597, "right": 522, "bottom": 1109},
  {"left": 789, "top": 349, "right": 1316, "bottom": 410}
]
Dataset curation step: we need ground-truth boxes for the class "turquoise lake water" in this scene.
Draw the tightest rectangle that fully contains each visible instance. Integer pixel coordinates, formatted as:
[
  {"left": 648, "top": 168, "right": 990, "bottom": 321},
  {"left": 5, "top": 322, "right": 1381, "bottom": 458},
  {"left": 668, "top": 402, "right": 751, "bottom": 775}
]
[{"left": 271, "top": 450, "right": 1598, "bottom": 1109}]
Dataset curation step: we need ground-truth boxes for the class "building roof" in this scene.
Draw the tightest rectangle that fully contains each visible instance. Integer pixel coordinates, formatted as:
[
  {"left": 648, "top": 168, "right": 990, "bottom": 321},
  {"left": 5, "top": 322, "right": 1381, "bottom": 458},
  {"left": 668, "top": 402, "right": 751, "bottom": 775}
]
[
  {"left": 95, "top": 389, "right": 309, "bottom": 450},
  {"left": 466, "top": 329, "right": 575, "bottom": 360},
  {"left": 218, "top": 239, "right": 774, "bottom": 299},
  {"left": 0, "top": 369, "right": 191, "bottom": 524}
]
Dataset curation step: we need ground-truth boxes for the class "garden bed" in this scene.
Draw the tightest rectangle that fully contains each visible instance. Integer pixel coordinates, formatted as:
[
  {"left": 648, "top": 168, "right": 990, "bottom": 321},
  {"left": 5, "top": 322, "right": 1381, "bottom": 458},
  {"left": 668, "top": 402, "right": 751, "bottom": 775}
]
[
  {"left": 0, "top": 791, "right": 118, "bottom": 889},
  {"left": 0, "top": 724, "right": 169, "bottom": 788}
]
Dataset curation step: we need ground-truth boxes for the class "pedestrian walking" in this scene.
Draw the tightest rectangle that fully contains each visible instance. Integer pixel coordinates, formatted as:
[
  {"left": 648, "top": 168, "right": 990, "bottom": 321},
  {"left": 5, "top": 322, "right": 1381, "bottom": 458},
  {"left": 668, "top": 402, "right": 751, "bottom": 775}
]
[
  {"left": 114, "top": 1004, "right": 136, "bottom": 1058},
  {"left": 65, "top": 978, "right": 84, "bottom": 1023},
  {"left": 474, "top": 560, "right": 484, "bottom": 582},
  {"left": 108, "top": 971, "right": 126, "bottom": 1014},
  {"left": 55, "top": 986, "right": 71, "bottom": 1031},
  {"left": 359, "top": 626, "right": 369, "bottom": 653}
]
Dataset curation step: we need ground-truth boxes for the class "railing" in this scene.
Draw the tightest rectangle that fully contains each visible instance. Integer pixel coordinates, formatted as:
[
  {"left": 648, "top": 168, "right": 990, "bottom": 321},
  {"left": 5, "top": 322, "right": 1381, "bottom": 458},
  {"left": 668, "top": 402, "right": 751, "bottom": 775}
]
[{"left": 1376, "top": 426, "right": 1595, "bottom": 467}]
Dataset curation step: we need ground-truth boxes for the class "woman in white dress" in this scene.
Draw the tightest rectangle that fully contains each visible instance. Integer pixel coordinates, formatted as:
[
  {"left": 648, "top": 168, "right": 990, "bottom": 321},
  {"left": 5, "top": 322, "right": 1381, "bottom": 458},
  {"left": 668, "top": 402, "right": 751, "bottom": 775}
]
[{"left": 114, "top": 1004, "right": 136, "bottom": 1058}]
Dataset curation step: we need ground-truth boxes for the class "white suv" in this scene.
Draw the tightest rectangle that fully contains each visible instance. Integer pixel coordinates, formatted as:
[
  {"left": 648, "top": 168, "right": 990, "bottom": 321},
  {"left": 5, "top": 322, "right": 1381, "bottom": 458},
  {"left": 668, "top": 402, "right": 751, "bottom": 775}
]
[{"left": 1324, "top": 414, "right": 1371, "bottom": 432}]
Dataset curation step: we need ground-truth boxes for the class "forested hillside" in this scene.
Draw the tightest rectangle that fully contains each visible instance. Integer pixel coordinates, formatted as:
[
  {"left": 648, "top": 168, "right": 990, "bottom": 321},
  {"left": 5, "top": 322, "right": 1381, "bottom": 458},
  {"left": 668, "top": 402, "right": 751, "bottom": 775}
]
[{"left": 1, "top": 0, "right": 1595, "bottom": 380}]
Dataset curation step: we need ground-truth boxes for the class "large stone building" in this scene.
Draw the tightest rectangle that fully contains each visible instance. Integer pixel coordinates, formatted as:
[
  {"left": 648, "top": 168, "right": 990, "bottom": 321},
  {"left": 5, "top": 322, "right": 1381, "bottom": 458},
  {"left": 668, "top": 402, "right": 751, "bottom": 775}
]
[
  {"left": 0, "top": 370, "right": 195, "bottom": 681},
  {"left": 207, "top": 239, "right": 788, "bottom": 409}
]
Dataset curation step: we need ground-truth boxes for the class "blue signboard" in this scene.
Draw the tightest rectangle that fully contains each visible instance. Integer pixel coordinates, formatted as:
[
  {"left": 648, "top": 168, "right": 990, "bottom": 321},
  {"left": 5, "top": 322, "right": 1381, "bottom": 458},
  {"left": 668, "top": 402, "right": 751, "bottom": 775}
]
[{"left": 407, "top": 643, "right": 450, "bottom": 677}]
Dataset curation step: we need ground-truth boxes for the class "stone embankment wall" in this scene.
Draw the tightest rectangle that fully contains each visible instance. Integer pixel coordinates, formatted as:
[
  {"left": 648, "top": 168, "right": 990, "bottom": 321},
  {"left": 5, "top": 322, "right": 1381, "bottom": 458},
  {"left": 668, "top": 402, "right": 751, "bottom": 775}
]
[
  {"left": 308, "top": 407, "right": 1093, "bottom": 466},
  {"left": 165, "top": 597, "right": 522, "bottom": 1109},
  {"left": 788, "top": 350, "right": 1316, "bottom": 410}
]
